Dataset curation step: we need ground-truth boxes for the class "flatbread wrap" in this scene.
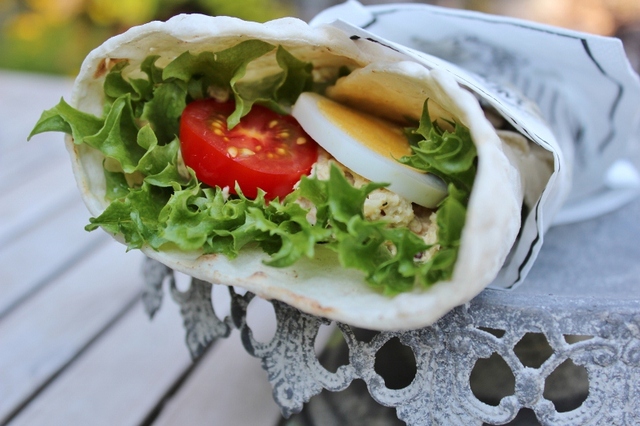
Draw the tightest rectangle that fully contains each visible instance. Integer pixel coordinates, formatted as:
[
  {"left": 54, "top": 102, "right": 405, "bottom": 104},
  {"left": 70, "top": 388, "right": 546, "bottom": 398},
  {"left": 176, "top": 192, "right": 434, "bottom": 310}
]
[{"left": 30, "top": 14, "right": 551, "bottom": 331}]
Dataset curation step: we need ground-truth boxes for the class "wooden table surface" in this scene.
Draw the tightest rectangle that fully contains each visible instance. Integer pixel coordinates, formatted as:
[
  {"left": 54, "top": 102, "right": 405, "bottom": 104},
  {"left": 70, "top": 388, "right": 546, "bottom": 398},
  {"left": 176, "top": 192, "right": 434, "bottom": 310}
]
[
  {"left": 0, "top": 70, "right": 283, "bottom": 426},
  {"left": 4, "top": 66, "right": 640, "bottom": 426}
]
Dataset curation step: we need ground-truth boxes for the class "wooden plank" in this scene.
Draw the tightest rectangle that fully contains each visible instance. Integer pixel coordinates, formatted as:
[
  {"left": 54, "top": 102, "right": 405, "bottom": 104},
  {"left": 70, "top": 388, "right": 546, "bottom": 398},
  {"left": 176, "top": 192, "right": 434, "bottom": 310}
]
[
  {"left": 150, "top": 295, "right": 336, "bottom": 425},
  {"left": 0, "top": 242, "right": 145, "bottom": 424},
  {"left": 0, "top": 132, "right": 70, "bottom": 194},
  {"left": 0, "top": 198, "right": 108, "bottom": 318},
  {"left": 0, "top": 71, "right": 77, "bottom": 245},
  {"left": 0, "top": 71, "right": 73, "bottom": 193},
  {"left": 152, "top": 297, "right": 283, "bottom": 426},
  {"left": 7, "top": 285, "right": 192, "bottom": 426},
  {"left": 0, "top": 71, "right": 72, "bottom": 152},
  {"left": 0, "top": 157, "right": 78, "bottom": 246}
]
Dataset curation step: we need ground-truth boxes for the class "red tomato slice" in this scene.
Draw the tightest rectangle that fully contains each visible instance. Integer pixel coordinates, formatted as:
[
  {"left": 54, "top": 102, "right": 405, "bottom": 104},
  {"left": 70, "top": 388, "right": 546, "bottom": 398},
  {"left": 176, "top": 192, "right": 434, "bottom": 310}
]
[{"left": 179, "top": 99, "right": 318, "bottom": 200}]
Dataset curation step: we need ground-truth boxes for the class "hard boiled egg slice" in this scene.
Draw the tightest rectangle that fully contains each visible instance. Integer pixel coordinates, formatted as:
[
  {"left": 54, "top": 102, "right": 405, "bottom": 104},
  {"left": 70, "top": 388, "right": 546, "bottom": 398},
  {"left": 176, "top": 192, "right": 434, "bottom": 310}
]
[{"left": 291, "top": 92, "right": 448, "bottom": 208}]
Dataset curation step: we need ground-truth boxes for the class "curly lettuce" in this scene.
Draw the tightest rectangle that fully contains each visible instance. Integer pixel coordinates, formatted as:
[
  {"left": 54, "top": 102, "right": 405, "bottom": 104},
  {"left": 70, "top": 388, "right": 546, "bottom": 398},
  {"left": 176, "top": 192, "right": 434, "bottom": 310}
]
[{"left": 29, "top": 41, "right": 476, "bottom": 294}]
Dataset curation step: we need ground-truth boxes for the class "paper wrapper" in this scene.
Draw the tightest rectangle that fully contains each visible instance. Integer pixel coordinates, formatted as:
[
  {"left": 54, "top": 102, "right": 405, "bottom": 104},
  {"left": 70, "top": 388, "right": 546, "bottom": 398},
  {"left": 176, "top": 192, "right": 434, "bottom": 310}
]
[{"left": 311, "top": 1, "right": 640, "bottom": 290}]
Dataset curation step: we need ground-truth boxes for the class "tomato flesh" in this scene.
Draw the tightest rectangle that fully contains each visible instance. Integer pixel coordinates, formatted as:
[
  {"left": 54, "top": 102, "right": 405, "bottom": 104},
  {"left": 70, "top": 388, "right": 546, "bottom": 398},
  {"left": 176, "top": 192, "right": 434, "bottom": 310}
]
[{"left": 179, "top": 99, "right": 318, "bottom": 199}]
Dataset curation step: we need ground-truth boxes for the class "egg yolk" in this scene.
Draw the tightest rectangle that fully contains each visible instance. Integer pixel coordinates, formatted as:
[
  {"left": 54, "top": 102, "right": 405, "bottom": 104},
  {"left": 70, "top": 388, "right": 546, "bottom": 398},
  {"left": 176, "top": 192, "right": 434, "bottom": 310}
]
[{"left": 316, "top": 97, "right": 413, "bottom": 163}]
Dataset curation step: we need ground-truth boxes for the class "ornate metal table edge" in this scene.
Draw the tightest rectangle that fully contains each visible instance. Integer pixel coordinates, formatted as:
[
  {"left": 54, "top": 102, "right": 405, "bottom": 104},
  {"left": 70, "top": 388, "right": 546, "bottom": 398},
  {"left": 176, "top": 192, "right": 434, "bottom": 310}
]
[{"left": 142, "top": 257, "right": 640, "bottom": 425}]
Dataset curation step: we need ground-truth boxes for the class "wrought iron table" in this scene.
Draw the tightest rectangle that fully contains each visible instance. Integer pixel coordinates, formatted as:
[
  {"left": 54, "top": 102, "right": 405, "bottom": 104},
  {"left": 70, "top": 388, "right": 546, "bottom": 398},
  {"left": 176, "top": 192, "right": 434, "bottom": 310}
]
[{"left": 145, "top": 190, "right": 640, "bottom": 425}]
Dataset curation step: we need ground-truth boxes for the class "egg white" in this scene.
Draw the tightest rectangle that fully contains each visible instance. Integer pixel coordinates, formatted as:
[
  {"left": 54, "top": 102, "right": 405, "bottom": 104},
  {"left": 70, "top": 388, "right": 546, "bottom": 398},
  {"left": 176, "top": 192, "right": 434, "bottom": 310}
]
[{"left": 291, "top": 92, "right": 447, "bottom": 208}]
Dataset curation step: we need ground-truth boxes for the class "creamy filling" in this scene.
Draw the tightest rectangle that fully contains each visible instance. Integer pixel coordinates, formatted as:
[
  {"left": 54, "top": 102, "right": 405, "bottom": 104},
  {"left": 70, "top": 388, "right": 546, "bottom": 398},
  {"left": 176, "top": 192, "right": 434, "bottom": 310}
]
[{"left": 300, "top": 149, "right": 440, "bottom": 261}]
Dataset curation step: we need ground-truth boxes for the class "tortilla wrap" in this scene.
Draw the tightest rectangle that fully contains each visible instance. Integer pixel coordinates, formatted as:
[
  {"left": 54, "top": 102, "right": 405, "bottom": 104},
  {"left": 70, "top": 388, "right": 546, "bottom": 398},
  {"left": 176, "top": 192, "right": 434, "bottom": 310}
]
[{"left": 62, "top": 14, "right": 531, "bottom": 331}]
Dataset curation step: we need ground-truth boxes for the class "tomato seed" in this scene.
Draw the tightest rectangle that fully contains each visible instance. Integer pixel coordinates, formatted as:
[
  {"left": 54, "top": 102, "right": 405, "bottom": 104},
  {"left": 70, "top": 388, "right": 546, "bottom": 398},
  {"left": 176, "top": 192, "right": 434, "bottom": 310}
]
[
  {"left": 268, "top": 120, "right": 278, "bottom": 128},
  {"left": 227, "top": 146, "right": 238, "bottom": 158},
  {"left": 296, "top": 137, "right": 306, "bottom": 145}
]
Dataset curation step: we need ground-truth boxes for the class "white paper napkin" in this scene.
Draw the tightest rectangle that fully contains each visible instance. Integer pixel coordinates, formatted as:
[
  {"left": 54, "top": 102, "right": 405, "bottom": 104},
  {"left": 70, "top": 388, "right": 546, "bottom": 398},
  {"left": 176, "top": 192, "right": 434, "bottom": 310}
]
[{"left": 311, "top": 1, "right": 640, "bottom": 288}]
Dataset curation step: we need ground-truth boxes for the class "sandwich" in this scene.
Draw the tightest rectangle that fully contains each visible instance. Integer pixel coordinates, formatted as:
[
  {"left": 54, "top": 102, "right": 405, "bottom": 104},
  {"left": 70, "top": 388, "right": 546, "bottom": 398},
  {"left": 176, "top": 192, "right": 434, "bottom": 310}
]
[{"left": 29, "top": 14, "right": 551, "bottom": 331}]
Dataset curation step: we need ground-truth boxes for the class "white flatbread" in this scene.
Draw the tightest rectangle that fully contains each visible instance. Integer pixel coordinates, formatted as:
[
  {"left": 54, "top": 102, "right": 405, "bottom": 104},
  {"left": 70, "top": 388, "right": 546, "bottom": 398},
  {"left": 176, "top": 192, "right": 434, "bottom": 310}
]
[{"left": 66, "top": 14, "right": 523, "bottom": 331}]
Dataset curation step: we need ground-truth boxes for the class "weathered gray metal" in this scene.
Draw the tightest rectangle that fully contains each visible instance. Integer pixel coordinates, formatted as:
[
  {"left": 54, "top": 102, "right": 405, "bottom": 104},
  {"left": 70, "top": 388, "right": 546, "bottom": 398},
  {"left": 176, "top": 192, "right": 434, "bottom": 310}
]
[{"left": 142, "top": 197, "right": 640, "bottom": 425}]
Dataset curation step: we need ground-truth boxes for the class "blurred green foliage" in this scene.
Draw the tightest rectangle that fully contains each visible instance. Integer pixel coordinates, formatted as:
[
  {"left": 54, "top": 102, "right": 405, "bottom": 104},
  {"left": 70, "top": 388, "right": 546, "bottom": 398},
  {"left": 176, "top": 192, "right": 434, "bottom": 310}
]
[{"left": 0, "top": 0, "right": 294, "bottom": 75}]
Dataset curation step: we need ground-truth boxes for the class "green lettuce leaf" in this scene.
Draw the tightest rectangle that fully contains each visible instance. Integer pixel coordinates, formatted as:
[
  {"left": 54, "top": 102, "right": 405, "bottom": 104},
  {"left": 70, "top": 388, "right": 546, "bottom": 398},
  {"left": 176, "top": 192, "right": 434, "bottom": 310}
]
[
  {"left": 30, "top": 43, "right": 478, "bottom": 295},
  {"left": 230, "top": 44, "right": 314, "bottom": 126},
  {"left": 104, "top": 169, "right": 130, "bottom": 201},
  {"left": 29, "top": 97, "right": 103, "bottom": 143},
  {"left": 140, "top": 81, "right": 188, "bottom": 146},
  {"left": 401, "top": 99, "right": 477, "bottom": 196},
  {"left": 163, "top": 39, "right": 276, "bottom": 128},
  {"left": 398, "top": 100, "right": 478, "bottom": 286},
  {"left": 83, "top": 95, "right": 146, "bottom": 173},
  {"left": 86, "top": 182, "right": 172, "bottom": 250}
]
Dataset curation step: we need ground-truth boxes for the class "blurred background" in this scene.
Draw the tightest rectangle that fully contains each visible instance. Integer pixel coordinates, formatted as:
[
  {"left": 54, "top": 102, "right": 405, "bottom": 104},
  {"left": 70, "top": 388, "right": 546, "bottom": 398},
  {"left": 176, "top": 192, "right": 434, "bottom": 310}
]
[{"left": 1, "top": 0, "right": 640, "bottom": 76}]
